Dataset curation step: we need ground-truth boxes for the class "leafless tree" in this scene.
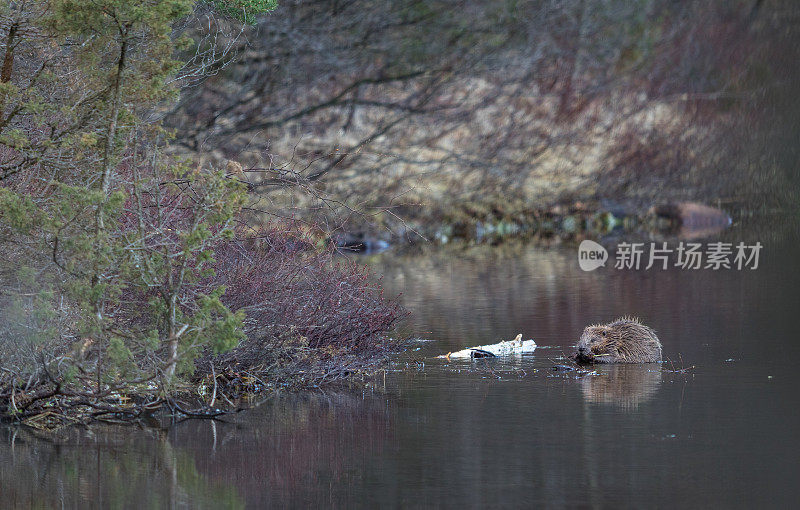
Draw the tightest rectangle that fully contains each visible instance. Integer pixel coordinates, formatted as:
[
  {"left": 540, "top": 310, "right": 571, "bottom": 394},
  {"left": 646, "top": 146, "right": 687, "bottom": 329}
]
[{"left": 170, "top": 0, "right": 796, "bottom": 237}]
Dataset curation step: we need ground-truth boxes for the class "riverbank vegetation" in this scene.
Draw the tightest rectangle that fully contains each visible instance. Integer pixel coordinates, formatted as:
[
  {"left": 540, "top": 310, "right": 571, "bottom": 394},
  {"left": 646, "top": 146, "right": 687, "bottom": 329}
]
[
  {"left": 169, "top": 0, "right": 800, "bottom": 244},
  {"left": 2, "top": 1, "right": 799, "bottom": 429},
  {"left": 0, "top": 0, "right": 404, "bottom": 429}
]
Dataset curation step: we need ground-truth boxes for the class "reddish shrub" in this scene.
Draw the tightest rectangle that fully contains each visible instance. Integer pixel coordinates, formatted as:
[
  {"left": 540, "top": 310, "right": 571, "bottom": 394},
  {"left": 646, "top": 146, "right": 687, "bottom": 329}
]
[{"left": 202, "top": 225, "right": 407, "bottom": 384}]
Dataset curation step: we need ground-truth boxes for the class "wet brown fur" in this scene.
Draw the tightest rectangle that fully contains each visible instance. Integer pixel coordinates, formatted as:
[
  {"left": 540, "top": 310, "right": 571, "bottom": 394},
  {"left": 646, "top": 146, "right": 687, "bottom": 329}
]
[{"left": 573, "top": 317, "right": 662, "bottom": 364}]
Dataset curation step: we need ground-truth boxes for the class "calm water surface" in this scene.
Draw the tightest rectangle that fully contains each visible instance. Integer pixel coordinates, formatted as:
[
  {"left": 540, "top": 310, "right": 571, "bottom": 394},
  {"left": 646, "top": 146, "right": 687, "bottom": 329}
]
[{"left": 2, "top": 225, "right": 799, "bottom": 508}]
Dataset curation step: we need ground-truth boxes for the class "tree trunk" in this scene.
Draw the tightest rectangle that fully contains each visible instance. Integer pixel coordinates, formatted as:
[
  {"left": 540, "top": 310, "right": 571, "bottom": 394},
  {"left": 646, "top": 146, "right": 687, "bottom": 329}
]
[
  {"left": 164, "top": 294, "right": 179, "bottom": 380},
  {"left": 0, "top": 22, "right": 18, "bottom": 115}
]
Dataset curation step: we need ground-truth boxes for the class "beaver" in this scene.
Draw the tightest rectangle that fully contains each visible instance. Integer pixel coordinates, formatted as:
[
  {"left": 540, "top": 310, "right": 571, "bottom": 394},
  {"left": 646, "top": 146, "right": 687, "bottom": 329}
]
[{"left": 573, "top": 317, "right": 662, "bottom": 364}]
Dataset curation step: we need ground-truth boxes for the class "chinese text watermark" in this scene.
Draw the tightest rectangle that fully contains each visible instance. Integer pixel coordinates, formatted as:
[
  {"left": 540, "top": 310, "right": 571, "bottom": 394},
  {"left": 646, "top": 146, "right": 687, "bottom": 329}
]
[{"left": 578, "top": 241, "right": 762, "bottom": 271}]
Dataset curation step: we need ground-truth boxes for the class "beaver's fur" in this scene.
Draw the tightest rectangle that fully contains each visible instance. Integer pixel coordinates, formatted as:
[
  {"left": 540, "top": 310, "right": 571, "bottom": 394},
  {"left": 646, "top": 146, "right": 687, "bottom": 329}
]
[{"left": 573, "top": 317, "right": 662, "bottom": 364}]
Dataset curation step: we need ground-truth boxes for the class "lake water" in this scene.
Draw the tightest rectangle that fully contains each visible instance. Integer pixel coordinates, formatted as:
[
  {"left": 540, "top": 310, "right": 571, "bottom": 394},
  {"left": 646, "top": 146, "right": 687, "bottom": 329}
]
[{"left": 2, "top": 224, "right": 799, "bottom": 508}]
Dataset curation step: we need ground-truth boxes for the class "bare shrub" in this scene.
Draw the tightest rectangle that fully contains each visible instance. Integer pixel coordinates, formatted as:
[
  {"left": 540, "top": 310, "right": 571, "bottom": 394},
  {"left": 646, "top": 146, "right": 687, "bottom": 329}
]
[{"left": 197, "top": 225, "right": 407, "bottom": 388}]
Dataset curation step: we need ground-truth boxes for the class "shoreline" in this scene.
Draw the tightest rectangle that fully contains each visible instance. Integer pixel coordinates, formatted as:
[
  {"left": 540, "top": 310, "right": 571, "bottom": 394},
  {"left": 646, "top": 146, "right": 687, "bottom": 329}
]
[
  {"left": 1, "top": 353, "right": 399, "bottom": 432},
  {"left": 330, "top": 198, "right": 769, "bottom": 252}
]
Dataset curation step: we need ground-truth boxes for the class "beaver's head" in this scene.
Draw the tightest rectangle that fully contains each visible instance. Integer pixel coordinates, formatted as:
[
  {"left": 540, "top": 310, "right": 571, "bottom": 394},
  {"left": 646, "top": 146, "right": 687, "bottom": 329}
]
[
  {"left": 574, "top": 324, "right": 616, "bottom": 363},
  {"left": 573, "top": 318, "right": 662, "bottom": 364}
]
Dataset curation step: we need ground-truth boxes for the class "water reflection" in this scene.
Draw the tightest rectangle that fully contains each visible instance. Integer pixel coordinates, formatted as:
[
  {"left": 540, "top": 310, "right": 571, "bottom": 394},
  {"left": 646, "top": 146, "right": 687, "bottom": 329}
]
[
  {"left": 0, "top": 425, "right": 243, "bottom": 509},
  {"left": 172, "top": 392, "right": 393, "bottom": 507},
  {"left": 0, "top": 391, "right": 392, "bottom": 508},
  {"left": 580, "top": 365, "right": 663, "bottom": 410}
]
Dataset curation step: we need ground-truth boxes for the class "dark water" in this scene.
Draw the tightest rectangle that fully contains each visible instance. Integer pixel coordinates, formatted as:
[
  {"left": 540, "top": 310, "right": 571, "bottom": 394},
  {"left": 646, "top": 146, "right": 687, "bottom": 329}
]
[{"left": 2, "top": 225, "right": 800, "bottom": 508}]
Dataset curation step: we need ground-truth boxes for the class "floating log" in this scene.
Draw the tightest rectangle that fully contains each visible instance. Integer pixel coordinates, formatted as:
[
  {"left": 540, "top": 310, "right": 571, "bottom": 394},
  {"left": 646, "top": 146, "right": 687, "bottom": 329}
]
[{"left": 437, "top": 334, "right": 537, "bottom": 360}]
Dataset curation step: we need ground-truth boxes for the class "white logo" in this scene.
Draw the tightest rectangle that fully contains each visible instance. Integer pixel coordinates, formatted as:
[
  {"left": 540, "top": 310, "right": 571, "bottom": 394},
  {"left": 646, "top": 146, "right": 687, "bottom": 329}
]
[{"left": 578, "top": 240, "right": 608, "bottom": 271}]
